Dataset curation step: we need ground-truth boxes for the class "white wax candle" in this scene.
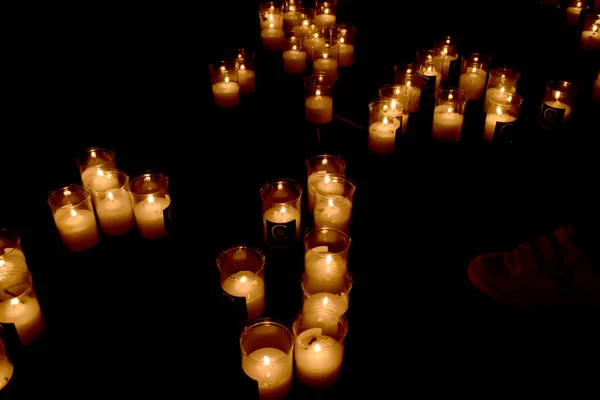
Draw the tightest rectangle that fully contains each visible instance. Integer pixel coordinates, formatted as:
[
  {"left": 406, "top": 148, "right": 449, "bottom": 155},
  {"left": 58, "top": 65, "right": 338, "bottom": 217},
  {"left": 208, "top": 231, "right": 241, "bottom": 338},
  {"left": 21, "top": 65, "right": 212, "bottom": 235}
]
[
  {"left": 566, "top": 6, "right": 583, "bottom": 27},
  {"left": 432, "top": 105, "right": 464, "bottom": 142},
  {"left": 263, "top": 205, "right": 301, "bottom": 242},
  {"left": 0, "top": 297, "right": 45, "bottom": 346},
  {"left": 314, "top": 13, "right": 336, "bottom": 30},
  {"left": 484, "top": 110, "right": 517, "bottom": 142},
  {"left": 368, "top": 120, "right": 396, "bottom": 154},
  {"left": 433, "top": 54, "right": 458, "bottom": 81},
  {"left": 423, "top": 68, "right": 441, "bottom": 94},
  {"left": 580, "top": 29, "right": 600, "bottom": 50},
  {"left": 313, "top": 57, "right": 338, "bottom": 83},
  {"left": 381, "top": 103, "right": 409, "bottom": 135},
  {"left": 593, "top": 77, "right": 600, "bottom": 103},
  {"left": 484, "top": 87, "right": 515, "bottom": 113},
  {"left": 305, "top": 251, "right": 347, "bottom": 274},
  {"left": 337, "top": 43, "right": 354, "bottom": 67},
  {"left": 282, "top": 49, "right": 307, "bottom": 74},
  {"left": 260, "top": 14, "right": 283, "bottom": 31},
  {"left": 243, "top": 347, "right": 293, "bottom": 400},
  {"left": 295, "top": 328, "right": 344, "bottom": 389},
  {"left": 303, "top": 292, "right": 349, "bottom": 316},
  {"left": 314, "top": 196, "right": 353, "bottom": 233},
  {"left": 312, "top": 175, "right": 345, "bottom": 207},
  {"left": 0, "top": 248, "right": 27, "bottom": 271},
  {"left": 261, "top": 27, "right": 284, "bottom": 51},
  {"left": 0, "top": 358, "right": 14, "bottom": 390},
  {"left": 237, "top": 67, "right": 256, "bottom": 95},
  {"left": 221, "top": 271, "right": 266, "bottom": 321},
  {"left": 543, "top": 100, "right": 572, "bottom": 123},
  {"left": 459, "top": 68, "right": 488, "bottom": 100},
  {"left": 82, "top": 167, "right": 118, "bottom": 191},
  {"left": 53, "top": 207, "right": 99, "bottom": 252},
  {"left": 304, "top": 37, "right": 327, "bottom": 61},
  {"left": 305, "top": 93, "right": 333, "bottom": 124},
  {"left": 212, "top": 79, "right": 240, "bottom": 108},
  {"left": 133, "top": 195, "right": 171, "bottom": 239},
  {"left": 94, "top": 189, "right": 135, "bottom": 236}
]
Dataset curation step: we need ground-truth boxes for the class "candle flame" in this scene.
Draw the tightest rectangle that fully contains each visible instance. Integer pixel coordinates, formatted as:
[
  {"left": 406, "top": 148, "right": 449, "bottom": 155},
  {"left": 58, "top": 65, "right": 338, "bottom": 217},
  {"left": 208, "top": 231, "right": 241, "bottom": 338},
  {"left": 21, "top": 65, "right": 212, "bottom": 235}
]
[
  {"left": 313, "top": 343, "right": 322, "bottom": 352},
  {"left": 395, "top": 87, "right": 400, "bottom": 95},
  {"left": 496, "top": 106, "right": 503, "bottom": 115},
  {"left": 292, "top": 44, "right": 297, "bottom": 50},
  {"left": 593, "top": 24, "right": 598, "bottom": 33},
  {"left": 64, "top": 189, "right": 71, "bottom": 196},
  {"left": 507, "top": 95, "right": 513, "bottom": 103},
  {"left": 321, "top": 158, "right": 328, "bottom": 165},
  {"left": 268, "top": 13, "right": 273, "bottom": 21},
  {"left": 269, "top": 23, "right": 274, "bottom": 29},
  {"left": 240, "top": 276, "right": 247, "bottom": 283},
  {"left": 471, "top": 67, "right": 477, "bottom": 74},
  {"left": 474, "top": 56, "right": 479, "bottom": 62},
  {"left": 382, "top": 104, "right": 389, "bottom": 113},
  {"left": 382, "top": 116, "right": 389, "bottom": 126},
  {"left": 325, "top": 255, "right": 333, "bottom": 264},
  {"left": 280, "top": 206, "right": 287, "bottom": 214},
  {"left": 554, "top": 91, "right": 561, "bottom": 101},
  {"left": 277, "top": 183, "right": 283, "bottom": 190},
  {"left": 313, "top": 32, "right": 319, "bottom": 38},
  {"left": 391, "top": 99, "right": 398, "bottom": 109},
  {"left": 323, "top": 296, "right": 329, "bottom": 306},
  {"left": 446, "top": 38, "right": 451, "bottom": 44},
  {"left": 577, "top": 1, "right": 581, "bottom": 7},
  {"left": 90, "top": 151, "right": 96, "bottom": 159},
  {"left": 324, "top": 8, "right": 329, "bottom": 14},
  {"left": 315, "top": 89, "right": 321, "bottom": 96},
  {"left": 97, "top": 169, "right": 104, "bottom": 177},
  {"left": 328, "top": 198, "right": 334, "bottom": 207},
  {"left": 323, "top": 53, "right": 328, "bottom": 59},
  {"left": 107, "top": 191, "right": 115, "bottom": 201},
  {"left": 448, "top": 93, "right": 453, "bottom": 100},
  {"left": 263, "top": 356, "right": 271, "bottom": 366},
  {"left": 148, "top": 195, "right": 155, "bottom": 204},
  {"left": 340, "top": 37, "right": 345, "bottom": 44},
  {"left": 220, "top": 66, "right": 226, "bottom": 71},
  {"left": 70, "top": 209, "right": 77, "bottom": 217},
  {"left": 448, "top": 106, "right": 453, "bottom": 113},
  {"left": 290, "top": 5, "right": 295, "bottom": 11},
  {"left": 10, "top": 298, "right": 19, "bottom": 306},
  {"left": 500, "top": 86, "right": 505, "bottom": 93},
  {"left": 323, "top": 174, "right": 331, "bottom": 183},
  {"left": 0, "top": 260, "right": 4, "bottom": 267},
  {"left": 240, "top": 64, "right": 245, "bottom": 70},
  {"left": 406, "top": 68, "right": 412, "bottom": 74},
  {"left": 442, "top": 47, "right": 448, "bottom": 56},
  {"left": 427, "top": 65, "right": 432, "bottom": 72},
  {"left": 224, "top": 76, "right": 229, "bottom": 83},
  {"left": 406, "top": 80, "right": 412, "bottom": 88}
]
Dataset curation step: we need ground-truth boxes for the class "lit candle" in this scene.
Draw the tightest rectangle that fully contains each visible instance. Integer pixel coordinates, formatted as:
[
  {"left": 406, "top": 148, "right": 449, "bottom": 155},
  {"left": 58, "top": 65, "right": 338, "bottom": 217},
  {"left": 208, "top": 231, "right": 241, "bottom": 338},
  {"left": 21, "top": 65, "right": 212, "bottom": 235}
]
[
  {"left": 566, "top": 2, "right": 584, "bottom": 27},
  {"left": 314, "top": 9, "right": 336, "bottom": 30},
  {"left": 221, "top": 271, "right": 266, "bottom": 321},
  {"left": 243, "top": 348, "right": 293, "bottom": 400},
  {"left": 282, "top": 45, "right": 307, "bottom": 74},
  {"left": 432, "top": 105, "right": 464, "bottom": 142},
  {"left": 542, "top": 90, "right": 572, "bottom": 124},
  {"left": 305, "top": 251, "right": 347, "bottom": 274},
  {"left": 212, "top": 76, "right": 240, "bottom": 108},
  {"left": 263, "top": 205, "right": 301, "bottom": 243},
  {"left": 381, "top": 100, "right": 409, "bottom": 135},
  {"left": 423, "top": 65, "right": 442, "bottom": 94},
  {"left": 0, "top": 296, "right": 45, "bottom": 346},
  {"left": 458, "top": 67, "right": 487, "bottom": 100},
  {"left": 313, "top": 54, "right": 338, "bottom": 83},
  {"left": 53, "top": 207, "right": 99, "bottom": 252},
  {"left": 337, "top": 39, "right": 354, "bottom": 68},
  {"left": 433, "top": 46, "right": 458, "bottom": 81},
  {"left": 294, "top": 327, "right": 344, "bottom": 389},
  {"left": 305, "top": 89, "right": 333, "bottom": 124},
  {"left": 283, "top": 8, "right": 299, "bottom": 31},
  {"left": 132, "top": 194, "right": 171, "bottom": 239},
  {"left": 261, "top": 23, "right": 284, "bottom": 51},
  {"left": 82, "top": 167, "right": 118, "bottom": 191},
  {"left": 309, "top": 174, "right": 344, "bottom": 213},
  {"left": 580, "top": 22, "right": 600, "bottom": 50},
  {"left": 303, "top": 35, "right": 327, "bottom": 61},
  {"left": 484, "top": 106, "right": 517, "bottom": 142},
  {"left": 314, "top": 196, "right": 353, "bottom": 233},
  {"left": 368, "top": 116, "right": 396, "bottom": 154},
  {"left": 0, "top": 248, "right": 27, "bottom": 271},
  {"left": 0, "top": 358, "right": 14, "bottom": 390},
  {"left": 392, "top": 82, "right": 421, "bottom": 114},
  {"left": 484, "top": 85, "right": 515, "bottom": 113},
  {"left": 94, "top": 190, "right": 135, "bottom": 236},
  {"left": 237, "top": 64, "right": 256, "bottom": 95},
  {"left": 260, "top": 12, "right": 283, "bottom": 31},
  {"left": 303, "top": 292, "right": 349, "bottom": 316},
  {"left": 593, "top": 74, "right": 600, "bottom": 103}
]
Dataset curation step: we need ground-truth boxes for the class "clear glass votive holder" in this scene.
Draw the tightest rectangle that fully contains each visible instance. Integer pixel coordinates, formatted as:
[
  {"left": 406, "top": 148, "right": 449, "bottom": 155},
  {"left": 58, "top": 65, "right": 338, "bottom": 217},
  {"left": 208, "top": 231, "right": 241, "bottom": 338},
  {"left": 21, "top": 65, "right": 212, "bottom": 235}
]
[
  {"left": 292, "top": 16, "right": 313, "bottom": 37},
  {"left": 292, "top": 309, "right": 348, "bottom": 390},
  {"left": 566, "top": 0, "right": 590, "bottom": 27},
  {"left": 458, "top": 52, "right": 491, "bottom": 100},
  {"left": 314, "top": 0, "right": 337, "bottom": 31},
  {"left": 283, "top": 0, "right": 305, "bottom": 32},
  {"left": 538, "top": 80, "right": 579, "bottom": 130},
  {"left": 432, "top": 88, "right": 468, "bottom": 142},
  {"left": 331, "top": 23, "right": 356, "bottom": 67},
  {"left": 416, "top": 49, "right": 441, "bottom": 96},
  {"left": 303, "top": 24, "right": 328, "bottom": 62},
  {"left": 313, "top": 174, "right": 356, "bottom": 234},
  {"left": 378, "top": 85, "right": 410, "bottom": 134},
  {"left": 484, "top": 92, "right": 523, "bottom": 143},
  {"left": 433, "top": 36, "right": 460, "bottom": 82},
  {"left": 0, "top": 337, "right": 14, "bottom": 390},
  {"left": 0, "top": 269, "right": 46, "bottom": 346},
  {"left": 282, "top": 33, "right": 307, "bottom": 74},
  {"left": 217, "top": 245, "right": 266, "bottom": 322},
  {"left": 301, "top": 266, "right": 352, "bottom": 316},
  {"left": 593, "top": 70, "right": 600, "bottom": 103},
  {"left": 484, "top": 67, "right": 521, "bottom": 113},
  {"left": 128, "top": 172, "right": 172, "bottom": 240},
  {"left": 259, "top": 5, "right": 284, "bottom": 31},
  {"left": 304, "top": 75, "right": 333, "bottom": 124},
  {"left": 393, "top": 63, "right": 423, "bottom": 113},
  {"left": 76, "top": 147, "right": 117, "bottom": 190},
  {"left": 235, "top": 49, "right": 256, "bottom": 95},
  {"left": 303, "top": 227, "right": 350, "bottom": 274},
  {"left": 312, "top": 45, "right": 338, "bottom": 84},
  {"left": 579, "top": 13, "right": 600, "bottom": 50},
  {"left": 209, "top": 60, "right": 240, "bottom": 109},
  {"left": 260, "top": 178, "right": 303, "bottom": 248},
  {"left": 89, "top": 170, "right": 135, "bottom": 237},
  {"left": 240, "top": 318, "right": 294, "bottom": 400},
  {"left": 306, "top": 154, "right": 346, "bottom": 213},
  {"left": 48, "top": 185, "right": 99, "bottom": 252},
  {"left": 0, "top": 229, "right": 28, "bottom": 272},
  {"left": 368, "top": 98, "right": 404, "bottom": 154}
]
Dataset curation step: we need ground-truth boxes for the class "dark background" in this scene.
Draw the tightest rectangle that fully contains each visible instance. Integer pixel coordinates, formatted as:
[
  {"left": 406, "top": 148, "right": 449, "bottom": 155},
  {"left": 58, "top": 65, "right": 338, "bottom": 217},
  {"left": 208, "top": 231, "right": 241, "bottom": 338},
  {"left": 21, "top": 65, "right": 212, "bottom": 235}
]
[{"left": 2, "top": 0, "right": 600, "bottom": 398}]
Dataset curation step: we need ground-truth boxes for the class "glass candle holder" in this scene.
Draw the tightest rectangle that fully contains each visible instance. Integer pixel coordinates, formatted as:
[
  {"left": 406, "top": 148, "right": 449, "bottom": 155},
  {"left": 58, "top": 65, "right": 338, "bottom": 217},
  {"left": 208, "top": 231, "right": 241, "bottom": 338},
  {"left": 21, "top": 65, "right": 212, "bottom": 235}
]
[
  {"left": 306, "top": 154, "right": 346, "bottom": 213},
  {"left": 292, "top": 309, "right": 348, "bottom": 390},
  {"left": 303, "top": 227, "right": 351, "bottom": 274},
  {"left": 260, "top": 178, "right": 303, "bottom": 248},
  {"left": 432, "top": 88, "right": 468, "bottom": 142},
  {"left": 48, "top": 185, "right": 99, "bottom": 252},
  {"left": 331, "top": 23, "right": 356, "bottom": 67},
  {"left": 260, "top": 8, "right": 285, "bottom": 51},
  {"left": 313, "top": 174, "right": 356, "bottom": 234},
  {"left": 76, "top": 147, "right": 117, "bottom": 190},
  {"left": 0, "top": 229, "right": 28, "bottom": 272},
  {"left": 283, "top": 33, "right": 307, "bottom": 74},
  {"left": 217, "top": 245, "right": 266, "bottom": 322},
  {"left": 312, "top": 44, "right": 338, "bottom": 84},
  {"left": 368, "top": 98, "right": 404, "bottom": 154},
  {"left": 301, "top": 266, "right": 352, "bottom": 316},
  {"left": 283, "top": 0, "right": 305, "bottom": 31},
  {"left": 0, "top": 269, "right": 46, "bottom": 346},
  {"left": 566, "top": 0, "right": 590, "bottom": 27},
  {"left": 458, "top": 52, "right": 491, "bottom": 100},
  {"left": 303, "top": 75, "right": 333, "bottom": 124},
  {"left": 580, "top": 13, "right": 600, "bottom": 50},
  {"left": 0, "top": 337, "right": 14, "bottom": 390},
  {"left": 484, "top": 68, "right": 521, "bottom": 113},
  {"left": 416, "top": 49, "right": 441, "bottom": 96},
  {"left": 314, "top": 0, "right": 337, "bottom": 31},
  {"left": 433, "top": 36, "right": 459, "bottom": 81},
  {"left": 393, "top": 63, "right": 423, "bottom": 113},
  {"left": 128, "top": 172, "right": 172, "bottom": 240},
  {"left": 378, "top": 84, "right": 410, "bottom": 134},
  {"left": 89, "top": 170, "right": 135, "bottom": 237},
  {"left": 235, "top": 49, "right": 256, "bottom": 95},
  {"left": 303, "top": 24, "right": 328, "bottom": 62},
  {"left": 240, "top": 319, "right": 294, "bottom": 400},
  {"left": 209, "top": 60, "right": 240, "bottom": 109},
  {"left": 593, "top": 70, "right": 600, "bottom": 102},
  {"left": 484, "top": 92, "right": 524, "bottom": 143},
  {"left": 259, "top": 5, "right": 284, "bottom": 31},
  {"left": 292, "top": 15, "right": 313, "bottom": 37},
  {"left": 538, "top": 80, "right": 579, "bottom": 130}
]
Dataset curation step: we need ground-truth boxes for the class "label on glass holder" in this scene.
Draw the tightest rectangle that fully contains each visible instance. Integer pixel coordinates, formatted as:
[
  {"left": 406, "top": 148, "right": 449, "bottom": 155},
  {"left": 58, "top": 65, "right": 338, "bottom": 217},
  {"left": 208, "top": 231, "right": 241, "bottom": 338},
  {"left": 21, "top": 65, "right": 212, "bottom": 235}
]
[
  {"left": 539, "top": 103, "right": 566, "bottom": 130},
  {"left": 422, "top": 74, "right": 437, "bottom": 95},
  {"left": 266, "top": 220, "right": 296, "bottom": 247},
  {"left": 493, "top": 120, "right": 517, "bottom": 143},
  {"left": 163, "top": 204, "right": 174, "bottom": 233}
]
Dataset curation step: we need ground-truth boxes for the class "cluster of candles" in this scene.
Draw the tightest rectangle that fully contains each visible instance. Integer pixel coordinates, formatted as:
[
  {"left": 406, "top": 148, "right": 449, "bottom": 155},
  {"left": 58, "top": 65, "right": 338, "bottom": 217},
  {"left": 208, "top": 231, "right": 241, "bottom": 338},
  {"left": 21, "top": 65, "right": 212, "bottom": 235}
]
[
  {"left": 555, "top": 0, "right": 600, "bottom": 50},
  {"left": 218, "top": 153, "right": 356, "bottom": 398},
  {"left": 47, "top": 147, "right": 173, "bottom": 252}
]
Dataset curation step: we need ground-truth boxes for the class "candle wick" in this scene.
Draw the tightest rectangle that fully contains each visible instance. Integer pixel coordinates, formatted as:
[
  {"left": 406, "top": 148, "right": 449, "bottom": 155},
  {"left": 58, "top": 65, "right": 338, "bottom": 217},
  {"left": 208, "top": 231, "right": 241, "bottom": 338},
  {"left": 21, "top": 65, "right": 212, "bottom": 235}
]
[
  {"left": 308, "top": 336, "right": 317, "bottom": 345},
  {"left": 4, "top": 289, "right": 17, "bottom": 297}
]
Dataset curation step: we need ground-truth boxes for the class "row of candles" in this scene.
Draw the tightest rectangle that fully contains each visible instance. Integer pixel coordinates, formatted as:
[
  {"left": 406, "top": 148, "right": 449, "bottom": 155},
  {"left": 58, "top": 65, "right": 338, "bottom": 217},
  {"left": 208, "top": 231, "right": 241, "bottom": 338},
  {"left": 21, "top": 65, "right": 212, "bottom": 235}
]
[{"left": 220, "top": 153, "right": 355, "bottom": 398}]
